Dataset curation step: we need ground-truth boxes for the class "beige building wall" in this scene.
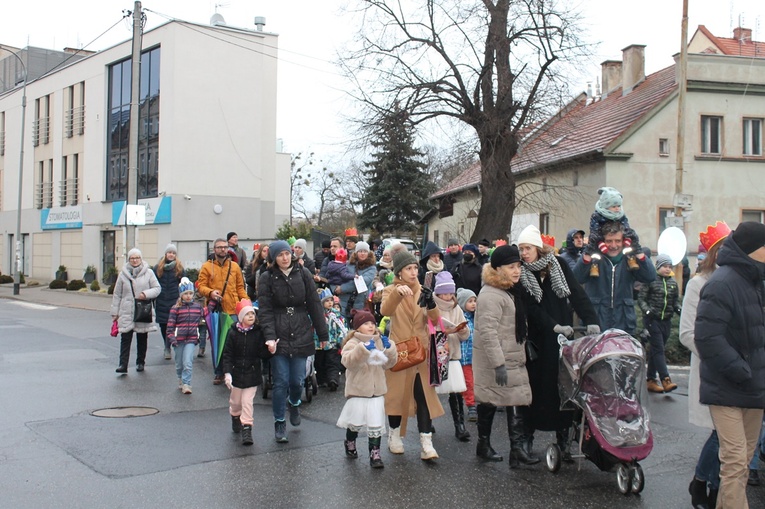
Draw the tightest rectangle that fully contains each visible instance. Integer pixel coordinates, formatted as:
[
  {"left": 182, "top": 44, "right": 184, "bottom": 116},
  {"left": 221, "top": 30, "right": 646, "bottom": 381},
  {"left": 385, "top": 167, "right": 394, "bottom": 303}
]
[
  {"left": 32, "top": 232, "right": 52, "bottom": 277},
  {"left": 137, "top": 228, "right": 159, "bottom": 266},
  {"left": 60, "top": 231, "right": 83, "bottom": 276}
]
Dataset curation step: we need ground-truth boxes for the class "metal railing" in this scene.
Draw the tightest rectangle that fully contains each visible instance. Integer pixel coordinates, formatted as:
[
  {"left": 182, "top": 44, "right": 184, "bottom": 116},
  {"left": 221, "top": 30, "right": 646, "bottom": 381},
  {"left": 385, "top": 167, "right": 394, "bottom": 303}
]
[
  {"left": 34, "top": 181, "right": 53, "bottom": 209},
  {"left": 64, "top": 106, "right": 85, "bottom": 138},
  {"left": 0, "top": 130, "right": 4, "bottom": 155},
  {"left": 32, "top": 117, "right": 50, "bottom": 146},
  {"left": 58, "top": 178, "right": 79, "bottom": 206}
]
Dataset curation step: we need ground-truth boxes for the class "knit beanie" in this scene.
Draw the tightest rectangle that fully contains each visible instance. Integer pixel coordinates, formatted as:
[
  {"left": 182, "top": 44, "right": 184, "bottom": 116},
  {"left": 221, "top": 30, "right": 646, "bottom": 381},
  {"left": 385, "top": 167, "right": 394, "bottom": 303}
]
[
  {"left": 478, "top": 239, "right": 491, "bottom": 248},
  {"left": 165, "top": 243, "right": 177, "bottom": 254},
  {"left": 227, "top": 232, "right": 237, "bottom": 241},
  {"left": 321, "top": 239, "right": 331, "bottom": 249},
  {"left": 448, "top": 238, "right": 459, "bottom": 247},
  {"left": 654, "top": 253, "right": 673, "bottom": 269},
  {"left": 127, "top": 247, "right": 142, "bottom": 260},
  {"left": 456, "top": 288, "right": 476, "bottom": 310},
  {"left": 355, "top": 241, "right": 370, "bottom": 253},
  {"left": 178, "top": 277, "right": 194, "bottom": 295},
  {"left": 517, "top": 225, "right": 543, "bottom": 248},
  {"left": 595, "top": 187, "right": 625, "bottom": 220},
  {"left": 462, "top": 243, "right": 480, "bottom": 257},
  {"left": 351, "top": 309, "right": 376, "bottom": 330},
  {"left": 319, "top": 288, "right": 333, "bottom": 304},
  {"left": 732, "top": 221, "right": 765, "bottom": 255},
  {"left": 293, "top": 238, "right": 307, "bottom": 251},
  {"left": 434, "top": 271, "right": 456, "bottom": 295},
  {"left": 490, "top": 245, "right": 521, "bottom": 269},
  {"left": 235, "top": 299, "right": 255, "bottom": 323},
  {"left": 392, "top": 250, "right": 418, "bottom": 275},
  {"left": 268, "top": 240, "right": 292, "bottom": 262}
]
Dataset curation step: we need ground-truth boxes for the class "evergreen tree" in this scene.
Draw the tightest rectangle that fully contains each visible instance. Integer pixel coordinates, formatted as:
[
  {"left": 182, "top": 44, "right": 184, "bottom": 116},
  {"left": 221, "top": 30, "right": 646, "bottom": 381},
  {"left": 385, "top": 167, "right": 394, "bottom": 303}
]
[{"left": 358, "top": 107, "right": 433, "bottom": 236}]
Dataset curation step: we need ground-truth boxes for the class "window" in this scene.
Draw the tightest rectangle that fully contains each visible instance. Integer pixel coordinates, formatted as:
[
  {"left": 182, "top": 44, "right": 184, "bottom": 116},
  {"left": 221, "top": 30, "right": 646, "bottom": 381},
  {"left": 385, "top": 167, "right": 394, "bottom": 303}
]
[
  {"left": 572, "top": 170, "right": 578, "bottom": 187},
  {"left": 106, "top": 47, "right": 160, "bottom": 201},
  {"left": 60, "top": 156, "right": 68, "bottom": 206},
  {"left": 0, "top": 111, "right": 5, "bottom": 156},
  {"left": 542, "top": 178, "right": 548, "bottom": 192},
  {"left": 35, "top": 160, "right": 53, "bottom": 209},
  {"left": 438, "top": 196, "right": 454, "bottom": 218},
  {"left": 742, "top": 209, "right": 765, "bottom": 223},
  {"left": 539, "top": 213, "right": 550, "bottom": 234},
  {"left": 33, "top": 95, "right": 51, "bottom": 147},
  {"left": 659, "top": 138, "right": 670, "bottom": 156},
  {"left": 743, "top": 118, "right": 762, "bottom": 156},
  {"left": 658, "top": 207, "right": 682, "bottom": 232},
  {"left": 433, "top": 230, "right": 439, "bottom": 244},
  {"left": 700, "top": 116, "right": 722, "bottom": 154},
  {"left": 59, "top": 154, "right": 79, "bottom": 206}
]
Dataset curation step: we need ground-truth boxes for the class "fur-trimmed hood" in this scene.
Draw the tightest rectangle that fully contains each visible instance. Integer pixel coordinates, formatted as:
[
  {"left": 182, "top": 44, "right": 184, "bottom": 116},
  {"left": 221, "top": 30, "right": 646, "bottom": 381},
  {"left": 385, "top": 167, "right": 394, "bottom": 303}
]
[{"left": 481, "top": 263, "right": 516, "bottom": 290}]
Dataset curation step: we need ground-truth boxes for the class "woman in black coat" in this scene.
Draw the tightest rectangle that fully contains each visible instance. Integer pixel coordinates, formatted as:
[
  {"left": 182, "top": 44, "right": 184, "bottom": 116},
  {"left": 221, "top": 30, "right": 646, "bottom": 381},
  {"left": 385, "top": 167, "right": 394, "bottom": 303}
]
[
  {"left": 153, "top": 244, "right": 185, "bottom": 359},
  {"left": 516, "top": 225, "right": 599, "bottom": 461},
  {"left": 257, "top": 240, "right": 329, "bottom": 443}
]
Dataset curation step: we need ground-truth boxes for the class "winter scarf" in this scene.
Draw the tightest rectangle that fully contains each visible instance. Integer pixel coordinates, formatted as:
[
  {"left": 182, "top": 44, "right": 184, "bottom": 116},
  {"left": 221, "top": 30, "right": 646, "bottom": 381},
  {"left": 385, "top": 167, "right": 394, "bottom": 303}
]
[
  {"left": 510, "top": 285, "right": 528, "bottom": 344},
  {"left": 520, "top": 252, "right": 570, "bottom": 303},
  {"left": 378, "top": 260, "right": 393, "bottom": 270},
  {"left": 236, "top": 321, "right": 255, "bottom": 333},
  {"left": 426, "top": 258, "right": 444, "bottom": 273}
]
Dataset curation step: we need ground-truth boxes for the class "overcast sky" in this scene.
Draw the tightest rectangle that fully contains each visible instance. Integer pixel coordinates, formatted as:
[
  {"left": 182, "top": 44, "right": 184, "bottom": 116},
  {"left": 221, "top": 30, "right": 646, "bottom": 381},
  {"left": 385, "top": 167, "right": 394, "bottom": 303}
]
[{"left": 2, "top": 0, "right": 762, "bottom": 164}]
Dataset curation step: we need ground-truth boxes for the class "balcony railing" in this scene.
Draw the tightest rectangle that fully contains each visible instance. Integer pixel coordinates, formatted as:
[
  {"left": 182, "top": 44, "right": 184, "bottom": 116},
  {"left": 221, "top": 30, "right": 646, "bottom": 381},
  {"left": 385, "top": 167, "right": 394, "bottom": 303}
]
[
  {"left": 0, "top": 130, "right": 5, "bottom": 155},
  {"left": 35, "top": 182, "right": 53, "bottom": 209},
  {"left": 59, "top": 178, "right": 79, "bottom": 206},
  {"left": 64, "top": 106, "right": 85, "bottom": 138},
  {"left": 32, "top": 117, "right": 50, "bottom": 146}
]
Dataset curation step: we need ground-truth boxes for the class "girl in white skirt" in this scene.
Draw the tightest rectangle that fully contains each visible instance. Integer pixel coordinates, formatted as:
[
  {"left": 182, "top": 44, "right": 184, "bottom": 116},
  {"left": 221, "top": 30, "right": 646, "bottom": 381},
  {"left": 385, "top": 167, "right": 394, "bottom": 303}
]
[
  {"left": 337, "top": 309, "right": 398, "bottom": 468},
  {"left": 432, "top": 271, "right": 471, "bottom": 441}
]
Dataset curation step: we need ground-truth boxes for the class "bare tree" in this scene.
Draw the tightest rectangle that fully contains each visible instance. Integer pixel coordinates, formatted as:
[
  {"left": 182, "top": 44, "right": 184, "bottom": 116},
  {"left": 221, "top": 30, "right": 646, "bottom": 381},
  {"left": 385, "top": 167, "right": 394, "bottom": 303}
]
[
  {"left": 340, "top": 0, "right": 586, "bottom": 241},
  {"left": 290, "top": 152, "right": 316, "bottom": 225}
]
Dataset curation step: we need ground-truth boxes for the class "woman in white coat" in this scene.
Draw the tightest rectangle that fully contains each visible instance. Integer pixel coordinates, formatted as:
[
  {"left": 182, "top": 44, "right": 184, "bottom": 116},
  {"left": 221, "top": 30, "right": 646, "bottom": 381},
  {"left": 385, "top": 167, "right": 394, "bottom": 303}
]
[
  {"left": 679, "top": 222, "right": 730, "bottom": 509},
  {"left": 111, "top": 248, "right": 161, "bottom": 373}
]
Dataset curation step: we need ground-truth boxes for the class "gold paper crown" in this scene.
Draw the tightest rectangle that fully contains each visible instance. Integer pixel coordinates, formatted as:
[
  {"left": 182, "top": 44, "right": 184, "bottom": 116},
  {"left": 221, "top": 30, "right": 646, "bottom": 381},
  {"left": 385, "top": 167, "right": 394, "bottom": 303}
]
[
  {"left": 699, "top": 221, "right": 731, "bottom": 251},
  {"left": 541, "top": 234, "right": 556, "bottom": 248}
]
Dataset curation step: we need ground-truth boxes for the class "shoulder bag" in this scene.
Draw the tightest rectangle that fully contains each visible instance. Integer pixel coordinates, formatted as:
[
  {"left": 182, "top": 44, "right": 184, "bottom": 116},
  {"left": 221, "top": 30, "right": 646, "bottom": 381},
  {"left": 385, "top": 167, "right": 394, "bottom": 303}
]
[
  {"left": 130, "top": 280, "right": 154, "bottom": 323},
  {"left": 390, "top": 335, "right": 426, "bottom": 372}
]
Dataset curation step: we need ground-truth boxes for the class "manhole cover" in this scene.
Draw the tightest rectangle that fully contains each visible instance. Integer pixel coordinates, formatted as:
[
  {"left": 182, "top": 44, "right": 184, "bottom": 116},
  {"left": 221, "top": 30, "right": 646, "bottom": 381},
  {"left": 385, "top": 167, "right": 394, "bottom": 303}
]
[{"left": 91, "top": 406, "right": 159, "bottom": 418}]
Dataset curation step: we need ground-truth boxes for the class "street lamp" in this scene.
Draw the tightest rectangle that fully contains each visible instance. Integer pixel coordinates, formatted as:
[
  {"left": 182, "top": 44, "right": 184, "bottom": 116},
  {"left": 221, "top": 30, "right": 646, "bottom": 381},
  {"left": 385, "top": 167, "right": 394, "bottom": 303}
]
[{"left": 1, "top": 46, "right": 28, "bottom": 295}]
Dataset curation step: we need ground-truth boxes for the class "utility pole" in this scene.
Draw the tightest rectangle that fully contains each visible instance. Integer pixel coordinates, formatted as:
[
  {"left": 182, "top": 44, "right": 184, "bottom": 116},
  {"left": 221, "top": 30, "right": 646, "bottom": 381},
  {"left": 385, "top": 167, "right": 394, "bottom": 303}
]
[
  {"left": 674, "top": 0, "right": 689, "bottom": 294},
  {"left": 126, "top": 1, "right": 143, "bottom": 250}
]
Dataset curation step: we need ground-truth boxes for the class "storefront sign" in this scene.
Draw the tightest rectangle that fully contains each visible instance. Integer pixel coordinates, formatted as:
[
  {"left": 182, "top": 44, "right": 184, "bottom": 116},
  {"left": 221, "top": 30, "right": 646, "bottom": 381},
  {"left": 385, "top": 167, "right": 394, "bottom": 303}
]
[
  {"left": 112, "top": 196, "right": 172, "bottom": 226},
  {"left": 41, "top": 206, "right": 83, "bottom": 230}
]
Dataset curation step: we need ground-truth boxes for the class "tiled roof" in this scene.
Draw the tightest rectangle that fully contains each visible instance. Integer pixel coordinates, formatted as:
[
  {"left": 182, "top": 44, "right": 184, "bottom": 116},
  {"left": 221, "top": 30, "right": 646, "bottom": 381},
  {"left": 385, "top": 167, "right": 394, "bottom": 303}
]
[
  {"left": 696, "top": 25, "right": 765, "bottom": 58},
  {"left": 431, "top": 161, "right": 481, "bottom": 199}
]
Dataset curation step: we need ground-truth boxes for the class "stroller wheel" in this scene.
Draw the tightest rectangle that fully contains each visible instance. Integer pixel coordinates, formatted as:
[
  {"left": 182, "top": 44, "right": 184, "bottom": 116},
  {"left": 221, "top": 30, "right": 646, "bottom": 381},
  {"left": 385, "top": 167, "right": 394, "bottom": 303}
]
[
  {"left": 545, "top": 444, "right": 562, "bottom": 473},
  {"left": 311, "top": 373, "right": 318, "bottom": 395},
  {"left": 630, "top": 464, "right": 645, "bottom": 494},
  {"left": 616, "top": 463, "right": 633, "bottom": 495},
  {"left": 304, "top": 378, "right": 313, "bottom": 403}
]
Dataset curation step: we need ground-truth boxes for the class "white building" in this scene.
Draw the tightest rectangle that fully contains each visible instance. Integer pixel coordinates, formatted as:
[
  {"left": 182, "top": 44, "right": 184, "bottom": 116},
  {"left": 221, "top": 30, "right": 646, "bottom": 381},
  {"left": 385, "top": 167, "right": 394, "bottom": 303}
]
[{"left": 0, "top": 18, "right": 290, "bottom": 281}]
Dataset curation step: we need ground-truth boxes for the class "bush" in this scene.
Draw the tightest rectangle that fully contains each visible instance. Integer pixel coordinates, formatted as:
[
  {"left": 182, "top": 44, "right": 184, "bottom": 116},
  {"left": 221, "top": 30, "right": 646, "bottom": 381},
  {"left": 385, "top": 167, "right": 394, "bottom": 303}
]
[
  {"left": 185, "top": 268, "right": 199, "bottom": 283},
  {"left": 67, "top": 279, "right": 87, "bottom": 291},
  {"left": 108, "top": 282, "right": 116, "bottom": 295},
  {"left": 90, "top": 280, "right": 101, "bottom": 292},
  {"left": 0, "top": 275, "right": 12, "bottom": 284},
  {"left": 49, "top": 279, "right": 67, "bottom": 289}
]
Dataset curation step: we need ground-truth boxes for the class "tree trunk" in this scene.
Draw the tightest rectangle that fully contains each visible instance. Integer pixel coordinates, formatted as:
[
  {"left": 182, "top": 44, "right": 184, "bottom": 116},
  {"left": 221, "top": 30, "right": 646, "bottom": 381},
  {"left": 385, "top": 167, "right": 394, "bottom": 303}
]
[{"left": 470, "top": 128, "right": 518, "bottom": 243}]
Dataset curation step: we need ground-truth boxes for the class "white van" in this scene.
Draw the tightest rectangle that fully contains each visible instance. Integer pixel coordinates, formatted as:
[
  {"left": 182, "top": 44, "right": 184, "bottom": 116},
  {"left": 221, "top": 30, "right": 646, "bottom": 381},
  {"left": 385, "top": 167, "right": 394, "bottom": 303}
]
[{"left": 382, "top": 238, "right": 420, "bottom": 258}]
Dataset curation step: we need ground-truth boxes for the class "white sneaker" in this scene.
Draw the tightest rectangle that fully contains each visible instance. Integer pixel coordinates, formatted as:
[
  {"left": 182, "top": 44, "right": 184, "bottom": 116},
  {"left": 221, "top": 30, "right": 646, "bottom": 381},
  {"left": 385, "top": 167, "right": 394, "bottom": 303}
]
[
  {"left": 419, "top": 432, "right": 438, "bottom": 460},
  {"left": 181, "top": 384, "right": 192, "bottom": 394},
  {"left": 388, "top": 427, "right": 404, "bottom": 454}
]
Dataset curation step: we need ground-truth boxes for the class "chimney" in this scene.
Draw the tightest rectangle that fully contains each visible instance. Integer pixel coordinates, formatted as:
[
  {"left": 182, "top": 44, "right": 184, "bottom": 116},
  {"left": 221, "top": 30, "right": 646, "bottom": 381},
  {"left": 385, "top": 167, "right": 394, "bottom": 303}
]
[
  {"left": 600, "top": 60, "right": 622, "bottom": 98},
  {"left": 621, "top": 44, "right": 646, "bottom": 95},
  {"left": 254, "top": 16, "right": 266, "bottom": 31},
  {"left": 733, "top": 27, "right": 752, "bottom": 43}
]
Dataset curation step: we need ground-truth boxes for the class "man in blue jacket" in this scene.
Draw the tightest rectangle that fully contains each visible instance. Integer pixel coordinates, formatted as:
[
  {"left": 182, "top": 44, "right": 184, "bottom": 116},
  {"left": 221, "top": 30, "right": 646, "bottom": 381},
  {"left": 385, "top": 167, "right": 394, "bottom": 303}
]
[
  {"left": 695, "top": 222, "right": 765, "bottom": 509},
  {"left": 573, "top": 221, "right": 655, "bottom": 335}
]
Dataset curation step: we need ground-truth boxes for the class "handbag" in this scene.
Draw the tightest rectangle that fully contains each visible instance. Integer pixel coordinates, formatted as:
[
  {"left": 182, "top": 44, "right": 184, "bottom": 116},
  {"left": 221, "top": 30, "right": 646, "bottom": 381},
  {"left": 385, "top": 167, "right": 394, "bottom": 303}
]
[
  {"left": 428, "top": 318, "right": 450, "bottom": 386},
  {"left": 130, "top": 280, "right": 154, "bottom": 323},
  {"left": 390, "top": 336, "right": 426, "bottom": 372},
  {"left": 524, "top": 338, "right": 539, "bottom": 362},
  {"left": 110, "top": 320, "right": 119, "bottom": 337}
]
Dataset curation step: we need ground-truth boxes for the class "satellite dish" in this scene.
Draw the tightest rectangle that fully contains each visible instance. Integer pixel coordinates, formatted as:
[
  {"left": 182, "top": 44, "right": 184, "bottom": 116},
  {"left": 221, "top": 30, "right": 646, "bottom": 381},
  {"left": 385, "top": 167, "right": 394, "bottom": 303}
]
[{"left": 657, "top": 227, "right": 687, "bottom": 265}]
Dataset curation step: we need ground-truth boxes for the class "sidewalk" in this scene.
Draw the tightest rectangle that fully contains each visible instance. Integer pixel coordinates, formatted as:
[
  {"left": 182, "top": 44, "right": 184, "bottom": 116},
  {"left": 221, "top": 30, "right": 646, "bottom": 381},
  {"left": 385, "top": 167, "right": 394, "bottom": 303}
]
[{"left": 0, "top": 283, "right": 112, "bottom": 312}]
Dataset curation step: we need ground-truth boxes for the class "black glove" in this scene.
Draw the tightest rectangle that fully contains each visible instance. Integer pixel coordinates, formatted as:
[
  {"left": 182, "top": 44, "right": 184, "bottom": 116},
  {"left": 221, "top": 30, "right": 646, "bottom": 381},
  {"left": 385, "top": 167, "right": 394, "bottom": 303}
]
[
  {"left": 674, "top": 306, "right": 682, "bottom": 316},
  {"left": 494, "top": 365, "right": 508, "bottom": 387},
  {"left": 418, "top": 287, "right": 436, "bottom": 309}
]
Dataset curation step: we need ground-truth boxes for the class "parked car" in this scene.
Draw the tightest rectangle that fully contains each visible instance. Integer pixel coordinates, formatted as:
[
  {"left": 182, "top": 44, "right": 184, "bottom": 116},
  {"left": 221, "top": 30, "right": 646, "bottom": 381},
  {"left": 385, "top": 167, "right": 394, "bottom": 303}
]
[{"left": 382, "top": 238, "right": 420, "bottom": 258}]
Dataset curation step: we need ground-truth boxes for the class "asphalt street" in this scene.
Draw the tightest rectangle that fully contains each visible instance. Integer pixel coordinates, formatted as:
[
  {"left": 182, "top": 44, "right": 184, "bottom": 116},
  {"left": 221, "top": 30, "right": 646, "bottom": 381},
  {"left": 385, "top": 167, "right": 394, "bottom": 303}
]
[{"left": 0, "top": 284, "right": 763, "bottom": 509}]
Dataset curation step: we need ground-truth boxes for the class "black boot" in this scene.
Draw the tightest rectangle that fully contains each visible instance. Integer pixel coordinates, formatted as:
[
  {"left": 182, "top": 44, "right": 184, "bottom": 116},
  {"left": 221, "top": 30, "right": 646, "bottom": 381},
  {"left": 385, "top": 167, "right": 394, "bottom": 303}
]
[
  {"left": 449, "top": 394, "right": 471, "bottom": 442},
  {"left": 231, "top": 415, "right": 242, "bottom": 433},
  {"left": 369, "top": 436, "right": 383, "bottom": 468},
  {"left": 707, "top": 487, "right": 718, "bottom": 509},
  {"left": 117, "top": 332, "right": 131, "bottom": 372},
  {"left": 556, "top": 428, "right": 574, "bottom": 463},
  {"left": 688, "top": 477, "right": 709, "bottom": 509},
  {"left": 508, "top": 406, "right": 540, "bottom": 467},
  {"left": 241, "top": 425, "right": 253, "bottom": 446},
  {"left": 475, "top": 404, "right": 502, "bottom": 461}
]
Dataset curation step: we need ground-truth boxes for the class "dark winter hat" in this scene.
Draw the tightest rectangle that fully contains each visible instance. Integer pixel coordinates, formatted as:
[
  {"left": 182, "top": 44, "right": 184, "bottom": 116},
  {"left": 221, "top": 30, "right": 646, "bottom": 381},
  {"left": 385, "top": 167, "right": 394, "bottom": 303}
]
[
  {"left": 478, "top": 238, "right": 491, "bottom": 248},
  {"left": 321, "top": 239, "right": 331, "bottom": 249},
  {"left": 448, "top": 238, "right": 459, "bottom": 247},
  {"left": 351, "top": 308, "right": 376, "bottom": 330},
  {"left": 392, "top": 250, "right": 418, "bottom": 276},
  {"left": 732, "top": 221, "right": 765, "bottom": 255},
  {"left": 268, "top": 240, "right": 292, "bottom": 262},
  {"left": 227, "top": 232, "right": 237, "bottom": 241},
  {"left": 490, "top": 245, "right": 521, "bottom": 269},
  {"left": 654, "top": 254, "right": 673, "bottom": 269},
  {"left": 462, "top": 243, "right": 480, "bottom": 256}
]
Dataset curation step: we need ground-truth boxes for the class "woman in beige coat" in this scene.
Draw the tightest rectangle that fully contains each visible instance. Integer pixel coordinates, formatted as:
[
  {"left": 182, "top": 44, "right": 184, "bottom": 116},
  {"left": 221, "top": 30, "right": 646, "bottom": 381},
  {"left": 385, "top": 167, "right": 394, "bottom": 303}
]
[
  {"left": 381, "top": 250, "right": 443, "bottom": 460},
  {"left": 473, "top": 245, "right": 536, "bottom": 467}
]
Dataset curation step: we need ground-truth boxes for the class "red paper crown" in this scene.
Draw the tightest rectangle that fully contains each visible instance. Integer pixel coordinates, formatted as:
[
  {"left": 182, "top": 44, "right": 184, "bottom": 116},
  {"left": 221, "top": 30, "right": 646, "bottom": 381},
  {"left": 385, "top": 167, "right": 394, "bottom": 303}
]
[
  {"left": 494, "top": 239, "right": 507, "bottom": 246},
  {"left": 344, "top": 228, "right": 358, "bottom": 237},
  {"left": 541, "top": 234, "right": 556, "bottom": 248},
  {"left": 699, "top": 221, "right": 731, "bottom": 251}
]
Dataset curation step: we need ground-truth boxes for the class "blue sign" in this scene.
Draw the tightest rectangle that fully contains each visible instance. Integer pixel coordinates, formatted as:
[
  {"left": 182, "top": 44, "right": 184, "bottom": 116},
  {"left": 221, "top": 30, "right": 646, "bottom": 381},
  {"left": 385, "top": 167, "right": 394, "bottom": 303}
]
[
  {"left": 112, "top": 196, "right": 172, "bottom": 226},
  {"left": 41, "top": 206, "right": 83, "bottom": 230}
]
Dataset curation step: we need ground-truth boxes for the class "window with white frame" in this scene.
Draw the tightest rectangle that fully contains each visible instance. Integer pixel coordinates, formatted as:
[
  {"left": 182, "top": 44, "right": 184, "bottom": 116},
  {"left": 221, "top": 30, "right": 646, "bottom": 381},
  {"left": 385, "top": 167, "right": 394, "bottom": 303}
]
[
  {"left": 700, "top": 115, "right": 722, "bottom": 154},
  {"left": 539, "top": 213, "right": 550, "bottom": 234},
  {"left": 659, "top": 138, "right": 670, "bottom": 156},
  {"left": 743, "top": 118, "right": 762, "bottom": 156},
  {"left": 742, "top": 209, "right": 765, "bottom": 223}
]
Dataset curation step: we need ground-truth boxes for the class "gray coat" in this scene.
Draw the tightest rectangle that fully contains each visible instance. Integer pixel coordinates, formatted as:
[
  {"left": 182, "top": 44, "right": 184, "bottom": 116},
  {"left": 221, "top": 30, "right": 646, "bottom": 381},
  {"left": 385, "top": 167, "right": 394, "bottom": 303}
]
[
  {"left": 110, "top": 262, "right": 162, "bottom": 334},
  {"left": 472, "top": 264, "right": 532, "bottom": 407}
]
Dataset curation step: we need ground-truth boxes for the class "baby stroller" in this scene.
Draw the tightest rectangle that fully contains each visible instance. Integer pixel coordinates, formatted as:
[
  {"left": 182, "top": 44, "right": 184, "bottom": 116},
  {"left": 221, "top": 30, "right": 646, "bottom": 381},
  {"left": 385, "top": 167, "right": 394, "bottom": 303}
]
[
  {"left": 261, "top": 356, "right": 318, "bottom": 403},
  {"left": 546, "top": 328, "right": 653, "bottom": 495}
]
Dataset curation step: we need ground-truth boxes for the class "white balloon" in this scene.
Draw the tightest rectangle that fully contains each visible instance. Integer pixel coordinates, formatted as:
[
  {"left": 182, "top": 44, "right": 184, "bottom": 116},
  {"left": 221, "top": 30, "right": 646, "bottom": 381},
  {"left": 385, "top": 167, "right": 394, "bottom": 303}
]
[{"left": 657, "top": 227, "right": 687, "bottom": 265}]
